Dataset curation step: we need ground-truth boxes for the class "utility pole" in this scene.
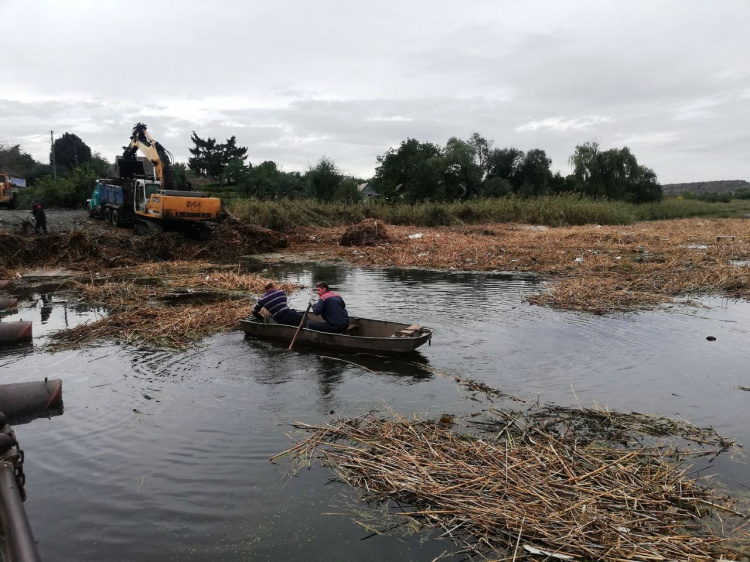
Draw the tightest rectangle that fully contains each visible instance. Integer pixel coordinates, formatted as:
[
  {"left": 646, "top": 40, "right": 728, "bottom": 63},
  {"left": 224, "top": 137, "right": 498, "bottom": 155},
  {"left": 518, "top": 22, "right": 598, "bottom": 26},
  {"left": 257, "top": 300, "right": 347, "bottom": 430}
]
[{"left": 50, "top": 130, "right": 57, "bottom": 180}]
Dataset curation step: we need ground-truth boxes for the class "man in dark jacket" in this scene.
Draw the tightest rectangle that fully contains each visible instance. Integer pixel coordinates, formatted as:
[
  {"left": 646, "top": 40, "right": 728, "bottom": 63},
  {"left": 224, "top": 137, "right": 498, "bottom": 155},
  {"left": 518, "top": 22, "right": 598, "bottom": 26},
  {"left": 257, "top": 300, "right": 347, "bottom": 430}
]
[
  {"left": 31, "top": 201, "right": 47, "bottom": 233},
  {"left": 251, "top": 282, "right": 304, "bottom": 326},
  {"left": 307, "top": 281, "right": 349, "bottom": 333}
]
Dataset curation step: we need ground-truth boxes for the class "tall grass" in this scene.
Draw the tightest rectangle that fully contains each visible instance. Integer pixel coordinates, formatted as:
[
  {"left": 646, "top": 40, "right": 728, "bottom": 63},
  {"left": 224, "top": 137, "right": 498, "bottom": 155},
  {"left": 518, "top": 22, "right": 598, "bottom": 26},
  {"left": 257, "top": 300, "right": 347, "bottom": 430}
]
[{"left": 227, "top": 195, "right": 750, "bottom": 232}]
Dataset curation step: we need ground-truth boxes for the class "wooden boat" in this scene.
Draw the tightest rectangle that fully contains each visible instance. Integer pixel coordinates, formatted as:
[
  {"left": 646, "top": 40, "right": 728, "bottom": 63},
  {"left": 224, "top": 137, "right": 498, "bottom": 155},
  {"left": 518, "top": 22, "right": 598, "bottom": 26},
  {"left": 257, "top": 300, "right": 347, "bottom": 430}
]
[
  {"left": 0, "top": 379, "right": 63, "bottom": 417},
  {"left": 240, "top": 314, "right": 432, "bottom": 354}
]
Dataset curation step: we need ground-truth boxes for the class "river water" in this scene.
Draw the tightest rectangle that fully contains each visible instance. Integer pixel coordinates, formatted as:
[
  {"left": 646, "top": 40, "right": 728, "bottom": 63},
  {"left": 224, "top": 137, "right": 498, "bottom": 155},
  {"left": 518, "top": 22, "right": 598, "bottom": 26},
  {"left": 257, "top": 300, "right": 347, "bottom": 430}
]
[{"left": 1, "top": 264, "right": 748, "bottom": 561}]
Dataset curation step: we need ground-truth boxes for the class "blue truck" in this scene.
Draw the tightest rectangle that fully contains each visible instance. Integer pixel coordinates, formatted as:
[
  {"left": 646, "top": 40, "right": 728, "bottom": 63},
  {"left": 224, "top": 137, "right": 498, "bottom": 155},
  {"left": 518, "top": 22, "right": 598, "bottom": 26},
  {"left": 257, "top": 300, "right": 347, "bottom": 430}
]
[{"left": 87, "top": 178, "right": 137, "bottom": 226}]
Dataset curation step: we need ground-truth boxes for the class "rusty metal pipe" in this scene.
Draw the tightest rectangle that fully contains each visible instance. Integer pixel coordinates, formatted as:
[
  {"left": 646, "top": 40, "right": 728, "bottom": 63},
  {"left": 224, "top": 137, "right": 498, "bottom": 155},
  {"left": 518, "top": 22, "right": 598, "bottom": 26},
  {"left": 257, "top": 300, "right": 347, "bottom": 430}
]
[
  {"left": 0, "top": 463, "right": 41, "bottom": 562},
  {"left": 0, "top": 280, "right": 11, "bottom": 290},
  {"left": 0, "top": 321, "right": 32, "bottom": 344}
]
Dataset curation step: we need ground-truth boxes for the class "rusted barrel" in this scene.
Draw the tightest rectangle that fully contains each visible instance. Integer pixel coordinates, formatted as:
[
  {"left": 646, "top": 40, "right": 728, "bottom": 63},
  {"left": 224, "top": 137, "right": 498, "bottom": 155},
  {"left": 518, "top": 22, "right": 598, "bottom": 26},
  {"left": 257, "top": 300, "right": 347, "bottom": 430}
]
[
  {"left": 0, "top": 321, "right": 32, "bottom": 344},
  {"left": 0, "top": 280, "right": 11, "bottom": 290},
  {"left": 0, "top": 298, "right": 18, "bottom": 311}
]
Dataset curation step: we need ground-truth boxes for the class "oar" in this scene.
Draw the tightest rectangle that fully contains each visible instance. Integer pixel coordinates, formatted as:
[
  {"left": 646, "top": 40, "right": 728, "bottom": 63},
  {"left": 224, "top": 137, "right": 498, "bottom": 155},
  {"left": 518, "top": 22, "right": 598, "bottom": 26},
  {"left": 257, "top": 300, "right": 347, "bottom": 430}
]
[{"left": 288, "top": 302, "right": 313, "bottom": 351}]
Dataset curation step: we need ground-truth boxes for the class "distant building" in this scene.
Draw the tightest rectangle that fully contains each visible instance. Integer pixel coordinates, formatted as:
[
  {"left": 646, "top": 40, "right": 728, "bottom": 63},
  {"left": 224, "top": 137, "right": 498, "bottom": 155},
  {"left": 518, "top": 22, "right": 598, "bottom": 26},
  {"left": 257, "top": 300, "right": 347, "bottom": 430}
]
[{"left": 358, "top": 182, "right": 380, "bottom": 198}]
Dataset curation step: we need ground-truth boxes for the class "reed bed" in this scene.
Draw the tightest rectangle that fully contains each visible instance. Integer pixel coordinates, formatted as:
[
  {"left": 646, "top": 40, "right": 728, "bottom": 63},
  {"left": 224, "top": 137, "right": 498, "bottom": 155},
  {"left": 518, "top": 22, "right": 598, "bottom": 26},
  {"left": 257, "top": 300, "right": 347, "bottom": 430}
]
[
  {"left": 274, "top": 406, "right": 747, "bottom": 561},
  {"left": 292, "top": 218, "right": 750, "bottom": 313},
  {"left": 228, "top": 196, "right": 750, "bottom": 232}
]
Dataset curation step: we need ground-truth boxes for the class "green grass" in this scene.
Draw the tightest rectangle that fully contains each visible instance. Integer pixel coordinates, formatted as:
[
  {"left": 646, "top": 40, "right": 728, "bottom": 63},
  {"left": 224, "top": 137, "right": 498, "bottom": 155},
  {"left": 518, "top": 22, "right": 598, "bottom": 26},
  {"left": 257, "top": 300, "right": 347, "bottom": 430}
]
[{"left": 226, "top": 195, "right": 750, "bottom": 232}]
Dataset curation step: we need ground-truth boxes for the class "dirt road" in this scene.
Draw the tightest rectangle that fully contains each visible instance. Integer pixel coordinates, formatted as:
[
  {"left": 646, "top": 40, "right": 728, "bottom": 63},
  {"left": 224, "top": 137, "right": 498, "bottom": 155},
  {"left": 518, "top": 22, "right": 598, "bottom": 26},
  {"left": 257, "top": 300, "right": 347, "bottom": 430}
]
[{"left": 0, "top": 208, "right": 90, "bottom": 234}]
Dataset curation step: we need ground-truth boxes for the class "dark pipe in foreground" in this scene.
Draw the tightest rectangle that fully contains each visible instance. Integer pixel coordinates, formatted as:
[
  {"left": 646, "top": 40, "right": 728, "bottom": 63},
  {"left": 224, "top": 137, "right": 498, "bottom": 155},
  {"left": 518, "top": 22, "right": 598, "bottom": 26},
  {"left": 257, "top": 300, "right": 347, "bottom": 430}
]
[
  {"left": 0, "top": 463, "right": 41, "bottom": 562},
  {"left": 0, "top": 299, "right": 18, "bottom": 311},
  {"left": 0, "top": 280, "right": 10, "bottom": 290},
  {"left": 0, "top": 322, "right": 32, "bottom": 345},
  {"left": 0, "top": 380, "right": 62, "bottom": 418}
]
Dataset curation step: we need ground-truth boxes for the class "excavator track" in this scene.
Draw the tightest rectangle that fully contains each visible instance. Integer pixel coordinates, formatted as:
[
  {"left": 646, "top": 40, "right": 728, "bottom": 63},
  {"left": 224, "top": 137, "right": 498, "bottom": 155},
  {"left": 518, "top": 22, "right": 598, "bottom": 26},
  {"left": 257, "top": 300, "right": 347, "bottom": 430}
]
[{"left": 133, "top": 218, "right": 164, "bottom": 236}]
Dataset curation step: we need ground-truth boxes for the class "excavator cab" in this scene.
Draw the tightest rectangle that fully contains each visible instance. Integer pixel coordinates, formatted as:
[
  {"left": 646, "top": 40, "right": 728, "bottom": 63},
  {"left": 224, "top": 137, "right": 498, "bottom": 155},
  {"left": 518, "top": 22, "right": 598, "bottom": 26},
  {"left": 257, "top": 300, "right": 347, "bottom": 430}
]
[{"left": 135, "top": 181, "right": 160, "bottom": 212}]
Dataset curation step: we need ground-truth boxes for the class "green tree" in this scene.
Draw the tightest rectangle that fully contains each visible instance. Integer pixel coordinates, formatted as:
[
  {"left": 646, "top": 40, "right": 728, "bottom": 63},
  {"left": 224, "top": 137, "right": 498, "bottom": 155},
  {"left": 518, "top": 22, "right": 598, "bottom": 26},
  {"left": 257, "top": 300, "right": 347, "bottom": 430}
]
[
  {"left": 19, "top": 165, "right": 98, "bottom": 208},
  {"left": 569, "top": 142, "right": 662, "bottom": 202},
  {"left": 52, "top": 133, "right": 92, "bottom": 172},
  {"left": 0, "top": 143, "right": 51, "bottom": 185},
  {"left": 467, "top": 132, "right": 493, "bottom": 177},
  {"left": 515, "top": 149, "right": 552, "bottom": 196},
  {"left": 172, "top": 162, "right": 190, "bottom": 188},
  {"left": 188, "top": 132, "right": 248, "bottom": 181},
  {"left": 88, "top": 152, "right": 111, "bottom": 177},
  {"left": 335, "top": 177, "right": 363, "bottom": 203},
  {"left": 372, "top": 138, "right": 443, "bottom": 201},
  {"left": 306, "top": 157, "right": 342, "bottom": 201},
  {"left": 438, "top": 137, "right": 483, "bottom": 201},
  {"left": 0, "top": 143, "right": 37, "bottom": 175},
  {"left": 480, "top": 176, "right": 512, "bottom": 198},
  {"left": 486, "top": 147, "right": 525, "bottom": 187},
  {"left": 630, "top": 166, "right": 662, "bottom": 203}
]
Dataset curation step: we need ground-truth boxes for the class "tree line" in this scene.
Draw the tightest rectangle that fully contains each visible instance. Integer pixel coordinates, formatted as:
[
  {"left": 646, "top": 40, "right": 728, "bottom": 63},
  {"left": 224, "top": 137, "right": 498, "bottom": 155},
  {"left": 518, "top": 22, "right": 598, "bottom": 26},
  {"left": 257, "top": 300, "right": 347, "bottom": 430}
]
[
  {"left": 187, "top": 131, "right": 662, "bottom": 204},
  {"left": 2, "top": 130, "right": 663, "bottom": 208}
]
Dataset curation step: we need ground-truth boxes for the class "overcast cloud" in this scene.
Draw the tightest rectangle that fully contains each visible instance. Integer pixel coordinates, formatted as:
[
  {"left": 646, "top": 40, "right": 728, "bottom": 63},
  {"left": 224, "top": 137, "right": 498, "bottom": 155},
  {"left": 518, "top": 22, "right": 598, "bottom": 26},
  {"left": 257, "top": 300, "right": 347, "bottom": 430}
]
[{"left": 1, "top": 0, "right": 748, "bottom": 183}]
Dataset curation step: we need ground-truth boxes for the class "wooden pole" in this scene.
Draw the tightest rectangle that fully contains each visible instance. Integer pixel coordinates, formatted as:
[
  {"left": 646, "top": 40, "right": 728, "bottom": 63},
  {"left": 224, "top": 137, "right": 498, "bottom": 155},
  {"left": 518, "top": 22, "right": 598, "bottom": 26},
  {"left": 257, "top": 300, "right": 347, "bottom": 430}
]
[{"left": 288, "top": 302, "right": 313, "bottom": 351}]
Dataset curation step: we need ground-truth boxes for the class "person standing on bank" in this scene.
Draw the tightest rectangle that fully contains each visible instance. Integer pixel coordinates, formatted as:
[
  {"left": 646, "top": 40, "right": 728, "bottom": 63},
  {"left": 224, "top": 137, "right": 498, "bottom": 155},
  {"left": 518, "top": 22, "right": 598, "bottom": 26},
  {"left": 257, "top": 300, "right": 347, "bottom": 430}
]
[
  {"left": 31, "top": 201, "right": 47, "bottom": 234},
  {"left": 307, "top": 281, "right": 349, "bottom": 333},
  {"left": 251, "top": 282, "right": 304, "bottom": 326}
]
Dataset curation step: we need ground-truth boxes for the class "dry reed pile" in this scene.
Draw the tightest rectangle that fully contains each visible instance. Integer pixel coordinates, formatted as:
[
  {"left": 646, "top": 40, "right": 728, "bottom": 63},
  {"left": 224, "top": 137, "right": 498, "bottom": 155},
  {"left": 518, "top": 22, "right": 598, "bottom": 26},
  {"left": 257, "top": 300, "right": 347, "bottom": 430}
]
[
  {"left": 291, "top": 218, "right": 750, "bottom": 313},
  {"left": 274, "top": 405, "right": 747, "bottom": 561},
  {"left": 339, "top": 219, "right": 391, "bottom": 246}
]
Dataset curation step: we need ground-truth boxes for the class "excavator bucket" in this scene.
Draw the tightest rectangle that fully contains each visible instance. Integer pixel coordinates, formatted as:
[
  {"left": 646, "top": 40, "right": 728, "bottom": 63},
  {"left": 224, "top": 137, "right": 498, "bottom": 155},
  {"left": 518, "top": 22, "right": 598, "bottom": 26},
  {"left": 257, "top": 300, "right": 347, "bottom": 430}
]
[{"left": 115, "top": 157, "right": 146, "bottom": 179}]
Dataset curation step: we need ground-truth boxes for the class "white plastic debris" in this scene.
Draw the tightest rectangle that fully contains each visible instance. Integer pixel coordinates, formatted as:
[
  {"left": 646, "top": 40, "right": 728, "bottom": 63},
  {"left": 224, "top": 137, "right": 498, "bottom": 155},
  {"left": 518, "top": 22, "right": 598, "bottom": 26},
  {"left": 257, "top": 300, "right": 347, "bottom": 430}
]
[
  {"left": 523, "top": 545, "right": 574, "bottom": 560},
  {"left": 408, "top": 233, "right": 423, "bottom": 239},
  {"left": 574, "top": 257, "right": 583, "bottom": 263}
]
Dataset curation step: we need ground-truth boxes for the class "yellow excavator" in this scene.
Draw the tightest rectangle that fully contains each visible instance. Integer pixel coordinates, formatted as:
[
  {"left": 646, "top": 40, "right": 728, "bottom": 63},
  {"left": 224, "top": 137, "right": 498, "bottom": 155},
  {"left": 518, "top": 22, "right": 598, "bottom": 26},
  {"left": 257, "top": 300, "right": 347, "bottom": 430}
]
[{"left": 116, "top": 123, "right": 222, "bottom": 239}]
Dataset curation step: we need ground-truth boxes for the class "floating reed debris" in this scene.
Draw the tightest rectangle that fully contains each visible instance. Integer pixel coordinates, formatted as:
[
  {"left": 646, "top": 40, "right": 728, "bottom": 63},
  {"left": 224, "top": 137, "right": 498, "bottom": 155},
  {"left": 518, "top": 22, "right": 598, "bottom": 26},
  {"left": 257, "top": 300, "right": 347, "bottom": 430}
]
[
  {"left": 274, "top": 406, "right": 747, "bottom": 560},
  {"left": 51, "top": 301, "right": 255, "bottom": 350},
  {"left": 293, "top": 218, "right": 750, "bottom": 313},
  {"left": 48, "top": 264, "right": 301, "bottom": 350}
]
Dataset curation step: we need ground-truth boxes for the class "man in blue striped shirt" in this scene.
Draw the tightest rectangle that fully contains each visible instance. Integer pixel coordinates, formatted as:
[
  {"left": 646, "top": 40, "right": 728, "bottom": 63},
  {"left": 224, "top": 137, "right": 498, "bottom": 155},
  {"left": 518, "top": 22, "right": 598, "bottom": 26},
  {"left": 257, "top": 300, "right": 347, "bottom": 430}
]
[{"left": 251, "top": 282, "right": 304, "bottom": 326}]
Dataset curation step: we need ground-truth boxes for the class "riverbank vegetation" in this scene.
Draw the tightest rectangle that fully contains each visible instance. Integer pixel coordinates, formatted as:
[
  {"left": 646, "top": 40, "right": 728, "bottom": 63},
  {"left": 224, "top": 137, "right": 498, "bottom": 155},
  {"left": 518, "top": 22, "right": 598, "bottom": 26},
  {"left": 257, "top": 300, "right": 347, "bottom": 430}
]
[{"left": 227, "top": 195, "right": 750, "bottom": 231}]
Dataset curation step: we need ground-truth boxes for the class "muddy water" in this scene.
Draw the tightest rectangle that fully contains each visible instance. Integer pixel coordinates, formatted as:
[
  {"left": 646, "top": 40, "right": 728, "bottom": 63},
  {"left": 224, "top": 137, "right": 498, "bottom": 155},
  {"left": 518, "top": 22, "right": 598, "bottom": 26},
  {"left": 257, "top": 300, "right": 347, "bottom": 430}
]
[{"left": 1, "top": 264, "right": 749, "bottom": 561}]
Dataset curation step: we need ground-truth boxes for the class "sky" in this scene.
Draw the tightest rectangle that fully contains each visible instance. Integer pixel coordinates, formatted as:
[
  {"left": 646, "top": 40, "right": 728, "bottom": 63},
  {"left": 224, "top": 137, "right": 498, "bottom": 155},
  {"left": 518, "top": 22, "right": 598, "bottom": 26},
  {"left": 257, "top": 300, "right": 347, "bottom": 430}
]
[{"left": 1, "top": 0, "right": 748, "bottom": 184}]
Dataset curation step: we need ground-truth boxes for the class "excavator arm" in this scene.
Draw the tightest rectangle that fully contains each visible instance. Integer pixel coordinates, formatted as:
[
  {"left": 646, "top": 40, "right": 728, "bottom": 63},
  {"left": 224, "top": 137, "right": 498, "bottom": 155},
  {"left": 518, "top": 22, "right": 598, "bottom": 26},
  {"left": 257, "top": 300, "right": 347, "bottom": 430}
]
[{"left": 122, "top": 123, "right": 177, "bottom": 189}]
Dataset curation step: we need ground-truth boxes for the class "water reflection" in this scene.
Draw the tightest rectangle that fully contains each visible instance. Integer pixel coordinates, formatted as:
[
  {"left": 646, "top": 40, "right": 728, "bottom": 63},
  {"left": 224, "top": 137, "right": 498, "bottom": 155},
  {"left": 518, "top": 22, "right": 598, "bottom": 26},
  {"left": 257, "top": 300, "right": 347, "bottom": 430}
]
[
  {"left": 7, "top": 402, "right": 64, "bottom": 427},
  {"left": 0, "top": 293, "right": 105, "bottom": 348},
  {"left": 242, "top": 338, "right": 434, "bottom": 402}
]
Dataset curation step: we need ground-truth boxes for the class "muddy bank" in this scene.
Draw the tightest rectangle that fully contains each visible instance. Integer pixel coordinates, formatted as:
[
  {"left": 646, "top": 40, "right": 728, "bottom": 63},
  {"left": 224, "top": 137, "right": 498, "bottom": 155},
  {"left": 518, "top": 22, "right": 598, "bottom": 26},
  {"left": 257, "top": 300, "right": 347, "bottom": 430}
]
[{"left": 0, "top": 215, "right": 287, "bottom": 275}]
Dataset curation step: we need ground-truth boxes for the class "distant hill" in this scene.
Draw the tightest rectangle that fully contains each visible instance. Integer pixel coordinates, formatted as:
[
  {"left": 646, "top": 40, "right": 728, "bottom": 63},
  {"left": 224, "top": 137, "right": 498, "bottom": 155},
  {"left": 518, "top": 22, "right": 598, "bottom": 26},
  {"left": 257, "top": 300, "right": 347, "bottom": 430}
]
[{"left": 662, "top": 180, "right": 750, "bottom": 195}]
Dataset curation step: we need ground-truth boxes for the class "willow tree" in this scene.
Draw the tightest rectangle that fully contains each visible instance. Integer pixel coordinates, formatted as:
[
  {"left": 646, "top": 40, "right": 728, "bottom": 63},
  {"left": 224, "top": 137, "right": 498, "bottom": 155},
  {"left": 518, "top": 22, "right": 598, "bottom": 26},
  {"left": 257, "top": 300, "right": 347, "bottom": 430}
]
[{"left": 569, "top": 142, "right": 661, "bottom": 202}]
